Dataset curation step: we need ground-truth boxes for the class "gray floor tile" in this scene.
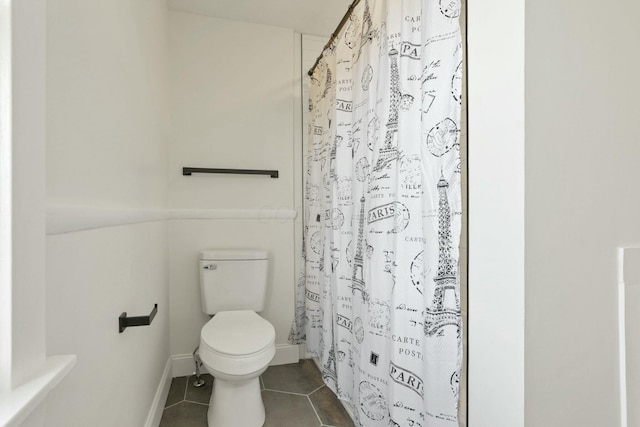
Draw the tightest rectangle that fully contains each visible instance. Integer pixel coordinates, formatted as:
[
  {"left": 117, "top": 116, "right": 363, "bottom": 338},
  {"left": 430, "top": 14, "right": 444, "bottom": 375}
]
[
  {"left": 161, "top": 360, "right": 358, "bottom": 426},
  {"left": 165, "top": 377, "right": 187, "bottom": 408},
  {"left": 309, "top": 386, "right": 355, "bottom": 427},
  {"left": 159, "top": 401, "right": 208, "bottom": 427},
  {"left": 261, "top": 360, "right": 324, "bottom": 395},
  {"left": 262, "top": 390, "right": 321, "bottom": 427},
  {"left": 185, "top": 374, "right": 214, "bottom": 404}
]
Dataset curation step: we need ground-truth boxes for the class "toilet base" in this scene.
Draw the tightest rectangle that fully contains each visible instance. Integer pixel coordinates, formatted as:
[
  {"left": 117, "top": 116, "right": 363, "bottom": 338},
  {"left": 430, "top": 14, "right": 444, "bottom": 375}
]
[{"left": 207, "top": 376, "right": 265, "bottom": 427}]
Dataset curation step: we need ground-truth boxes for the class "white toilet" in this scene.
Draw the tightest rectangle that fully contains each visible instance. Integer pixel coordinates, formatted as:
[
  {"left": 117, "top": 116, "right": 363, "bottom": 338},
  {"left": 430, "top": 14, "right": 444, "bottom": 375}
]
[{"left": 198, "top": 249, "right": 276, "bottom": 427}]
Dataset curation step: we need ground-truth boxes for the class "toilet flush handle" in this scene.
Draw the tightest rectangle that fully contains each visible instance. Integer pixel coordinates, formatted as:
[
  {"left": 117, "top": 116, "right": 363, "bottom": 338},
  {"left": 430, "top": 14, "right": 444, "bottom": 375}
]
[{"left": 203, "top": 264, "right": 217, "bottom": 270}]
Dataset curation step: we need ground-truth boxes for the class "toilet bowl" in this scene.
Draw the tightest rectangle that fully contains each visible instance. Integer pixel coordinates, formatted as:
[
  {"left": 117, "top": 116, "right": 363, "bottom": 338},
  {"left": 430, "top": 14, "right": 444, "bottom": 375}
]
[{"left": 199, "top": 310, "right": 275, "bottom": 427}]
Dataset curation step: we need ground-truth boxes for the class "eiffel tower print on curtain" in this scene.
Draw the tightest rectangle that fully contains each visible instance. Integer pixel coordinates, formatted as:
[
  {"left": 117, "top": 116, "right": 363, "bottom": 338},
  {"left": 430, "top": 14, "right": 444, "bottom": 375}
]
[
  {"left": 374, "top": 47, "right": 414, "bottom": 173},
  {"left": 424, "top": 174, "right": 460, "bottom": 337},
  {"left": 345, "top": 0, "right": 378, "bottom": 64},
  {"left": 374, "top": 49, "right": 401, "bottom": 172},
  {"left": 351, "top": 195, "right": 369, "bottom": 302}
]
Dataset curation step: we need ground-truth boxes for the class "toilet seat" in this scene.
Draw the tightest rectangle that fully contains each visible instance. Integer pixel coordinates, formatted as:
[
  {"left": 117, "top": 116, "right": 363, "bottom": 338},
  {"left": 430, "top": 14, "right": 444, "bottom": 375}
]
[
  {"left": 200, "top": 310, "right": 275, "bottom": 377},
  {"left": 202, "top": 310, "right": 275, "bottom": 355}
]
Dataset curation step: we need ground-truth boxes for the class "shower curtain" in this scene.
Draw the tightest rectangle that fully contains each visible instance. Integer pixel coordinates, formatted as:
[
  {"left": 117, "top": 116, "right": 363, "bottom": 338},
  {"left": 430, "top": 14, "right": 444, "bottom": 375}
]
[{"left": 290, "top": 0, "right": 462, "bottom": 425}]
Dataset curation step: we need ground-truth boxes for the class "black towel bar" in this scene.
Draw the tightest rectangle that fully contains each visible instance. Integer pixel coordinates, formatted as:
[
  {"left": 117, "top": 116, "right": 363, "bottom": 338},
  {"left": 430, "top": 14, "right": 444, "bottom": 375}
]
[
  {"left": 119, "top": 304, "right": 158, "bottom": 333},
  {"left": 182, "top": 167, "right": 278, "bottom": 178}
]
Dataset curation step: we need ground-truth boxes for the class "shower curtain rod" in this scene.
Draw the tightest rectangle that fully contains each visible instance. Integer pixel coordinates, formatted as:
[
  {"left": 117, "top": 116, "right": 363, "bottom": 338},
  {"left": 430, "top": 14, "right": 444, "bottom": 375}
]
[{"left": 307, "top": 0, "right": 362, "bottom": 76}]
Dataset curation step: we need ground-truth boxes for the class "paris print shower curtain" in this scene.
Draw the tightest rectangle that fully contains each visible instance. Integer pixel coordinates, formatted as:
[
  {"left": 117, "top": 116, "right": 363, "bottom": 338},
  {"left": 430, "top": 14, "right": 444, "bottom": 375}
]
[{"left": 290, "top": 0, "right": 462, "bottom": 425}]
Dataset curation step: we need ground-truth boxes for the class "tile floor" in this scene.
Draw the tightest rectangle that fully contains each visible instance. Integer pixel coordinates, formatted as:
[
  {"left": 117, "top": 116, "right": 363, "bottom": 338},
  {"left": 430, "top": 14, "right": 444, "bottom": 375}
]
[{"left": 160, "top": 359, "right": 355, "bottom": 427}]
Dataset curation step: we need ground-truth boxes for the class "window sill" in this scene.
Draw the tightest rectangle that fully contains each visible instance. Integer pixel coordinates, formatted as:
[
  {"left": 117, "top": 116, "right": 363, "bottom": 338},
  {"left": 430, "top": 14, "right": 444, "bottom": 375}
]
[{"left": 0, "top": 355, "right": 76, "bottom": 426}]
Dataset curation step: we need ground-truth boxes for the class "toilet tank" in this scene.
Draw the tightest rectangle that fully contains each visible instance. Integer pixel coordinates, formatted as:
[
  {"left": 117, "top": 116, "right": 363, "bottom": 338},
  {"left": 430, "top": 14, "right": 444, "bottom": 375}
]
[{"left": 199, "top": 249, "right": 269, "bottom": 314}]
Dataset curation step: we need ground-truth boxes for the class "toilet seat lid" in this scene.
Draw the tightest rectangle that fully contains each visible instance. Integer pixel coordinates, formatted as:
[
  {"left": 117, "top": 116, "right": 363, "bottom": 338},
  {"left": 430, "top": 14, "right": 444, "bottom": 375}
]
[{"left": 201, "top": 310, "right": 275, "bottom": 356}]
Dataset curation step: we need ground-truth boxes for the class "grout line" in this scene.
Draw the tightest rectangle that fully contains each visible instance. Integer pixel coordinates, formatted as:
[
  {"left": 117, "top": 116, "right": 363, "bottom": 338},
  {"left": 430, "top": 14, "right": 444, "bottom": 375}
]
[
  {"left": 307, "top": 394, "right": 324, "bottom": 426},
  {"left": 183, "top": 400, "right": 209, "bottom": 407},
  {"left": 262, "top": 388, "right": 311, "bottom": 397},
  {"left": 163, "top": 401, "right": 182, "bottom": 411},
  {"left": 308, "top": 384, "right": 325, "bottom": 395},
  {"left": 183, "top": 376, "right": 188, "bottom": 402}
]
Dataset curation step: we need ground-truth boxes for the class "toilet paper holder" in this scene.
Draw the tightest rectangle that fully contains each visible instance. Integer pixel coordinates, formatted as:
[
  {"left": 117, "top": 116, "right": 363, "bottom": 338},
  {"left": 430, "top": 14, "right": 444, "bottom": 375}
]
[{"left": 119, "top": 304, "right": 158, "bottom": 333}]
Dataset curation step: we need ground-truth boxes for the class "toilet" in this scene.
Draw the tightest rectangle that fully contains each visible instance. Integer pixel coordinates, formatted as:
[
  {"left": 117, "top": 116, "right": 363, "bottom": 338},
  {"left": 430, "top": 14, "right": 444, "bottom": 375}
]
[{"left": 198, "top": 249, "right": 275, "bottom": 427}]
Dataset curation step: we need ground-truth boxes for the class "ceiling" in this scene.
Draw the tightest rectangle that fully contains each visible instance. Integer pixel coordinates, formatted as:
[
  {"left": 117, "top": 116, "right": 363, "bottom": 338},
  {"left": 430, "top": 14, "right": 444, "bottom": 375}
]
[{"left": 168, "top": 0, "right": 350, "bottom": 37}]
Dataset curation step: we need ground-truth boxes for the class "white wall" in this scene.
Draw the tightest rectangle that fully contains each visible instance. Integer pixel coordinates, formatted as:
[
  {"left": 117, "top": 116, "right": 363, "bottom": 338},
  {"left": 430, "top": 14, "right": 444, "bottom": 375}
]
[
  {"left": 621, "top": 248, "right": 640, "bottom": 426},
  {"left": 467, "top": 0, "right": 525, "bottom": 425},
  {"left": 168, "top": 12, "right": 294, "bottom": 210},
  {"left": 7, "top": 0, "right": 47, "bottom": 392},
  {"left": 525, "top": 1, "right": 640, "bottom": 425},
  {"left": 44, "top": 0, "right": 170, "bottom": 425},
  {"left": 46, "top": 0, "right": 169, "bottom": 208},
  {"left": 168, "top": 12, "right": 297, "bottom": 362},
  {"left": 46, "top": 223, "right": 169, "bottom": 426},
  {"left": 0, "top": 0, "right": 11, "bottom": 394}
]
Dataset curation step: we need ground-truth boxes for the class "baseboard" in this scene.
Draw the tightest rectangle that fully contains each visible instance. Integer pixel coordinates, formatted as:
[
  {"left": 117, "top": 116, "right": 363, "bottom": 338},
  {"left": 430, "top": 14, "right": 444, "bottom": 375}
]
[
  {"left": 171, "top": 353, "right": 199, "bottom": 378},
  {"left": 271, "top": 344, "right": 300, "bottom": 366},
  {"left": 171, "top": 344, "right": 300, "bottom": 378},
  {"left": 144, "top": 357, "right": 172, "bottom": 427}
]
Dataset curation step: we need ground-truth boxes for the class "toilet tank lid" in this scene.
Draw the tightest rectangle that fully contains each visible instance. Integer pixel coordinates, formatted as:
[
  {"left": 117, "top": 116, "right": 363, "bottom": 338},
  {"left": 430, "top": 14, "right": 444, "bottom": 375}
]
[{"left": 200, "top": 249, "right": 268, "bottom": 260}]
